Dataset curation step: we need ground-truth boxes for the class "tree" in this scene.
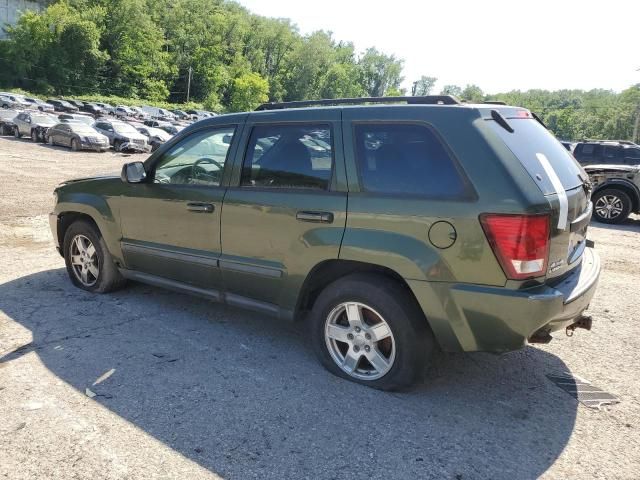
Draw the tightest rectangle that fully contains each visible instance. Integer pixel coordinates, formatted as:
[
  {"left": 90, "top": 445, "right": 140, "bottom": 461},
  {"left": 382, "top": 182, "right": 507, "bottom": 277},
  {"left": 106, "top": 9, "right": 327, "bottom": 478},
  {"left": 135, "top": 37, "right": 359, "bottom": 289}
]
[
  {"left": 440, "top": 85, "right": 462, "bottom": 97},
  {"left": 412, "top": 76, "right": 437, "bottom": 96},
  {"left": 461, "top": 84, "right": 484, "bottom": 103},
  {"left": 228, "top": 72, "right": 269, "bottom": 112},
  {"left": 358, "top": 48, "right": 404, "bottom": 97}
]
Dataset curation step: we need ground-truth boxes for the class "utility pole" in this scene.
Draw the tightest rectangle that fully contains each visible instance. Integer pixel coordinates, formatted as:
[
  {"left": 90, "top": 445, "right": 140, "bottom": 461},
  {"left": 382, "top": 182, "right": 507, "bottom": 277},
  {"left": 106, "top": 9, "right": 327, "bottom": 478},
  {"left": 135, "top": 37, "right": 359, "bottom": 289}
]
[
  {"left": 186, "top": 66, "right": 192, "bottom": 103},
  {"left": 633, "top": 103, "right": 640, "bottom": 144}
]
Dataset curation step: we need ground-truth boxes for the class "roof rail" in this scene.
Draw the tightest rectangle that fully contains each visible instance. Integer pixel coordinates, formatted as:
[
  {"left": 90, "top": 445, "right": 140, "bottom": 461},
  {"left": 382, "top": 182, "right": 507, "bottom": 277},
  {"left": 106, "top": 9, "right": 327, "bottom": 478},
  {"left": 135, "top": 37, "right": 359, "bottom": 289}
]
[
  {"left": 581, "top": 139, "right": 638, "bottom": 146},
  {"left": 255, "top": 95, "right": 460, "bottom": 111},
  {"left": 483, "top": 101, "right": 507, "bottom": 105}
]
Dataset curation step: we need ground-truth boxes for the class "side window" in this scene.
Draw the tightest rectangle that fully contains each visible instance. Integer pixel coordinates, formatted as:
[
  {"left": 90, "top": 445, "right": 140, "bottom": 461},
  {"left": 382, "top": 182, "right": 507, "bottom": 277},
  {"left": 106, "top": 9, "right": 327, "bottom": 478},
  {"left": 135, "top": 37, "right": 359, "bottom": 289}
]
[
  {"left": 241, "top": 124, "right": 333, "bottom": 190},
  {"left": 603, "top": 146, "right": 621, "bottom": 162},
  {"left": 624, "top": 148, "right": 640, "bottom": 162},
  {"left": 353, "top": 123, "right": 470, "bottom": 198},
  {"left": 153, "top": 126, "right": 235, "bottom": 187}
]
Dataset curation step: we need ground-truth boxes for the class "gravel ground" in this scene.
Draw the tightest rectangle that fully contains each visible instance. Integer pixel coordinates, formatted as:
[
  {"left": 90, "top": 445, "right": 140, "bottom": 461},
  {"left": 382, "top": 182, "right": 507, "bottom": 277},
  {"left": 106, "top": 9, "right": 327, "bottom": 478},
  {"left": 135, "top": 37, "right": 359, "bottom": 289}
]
[{"left": 0, "top": 136, "right": 639, "bottom": 479}]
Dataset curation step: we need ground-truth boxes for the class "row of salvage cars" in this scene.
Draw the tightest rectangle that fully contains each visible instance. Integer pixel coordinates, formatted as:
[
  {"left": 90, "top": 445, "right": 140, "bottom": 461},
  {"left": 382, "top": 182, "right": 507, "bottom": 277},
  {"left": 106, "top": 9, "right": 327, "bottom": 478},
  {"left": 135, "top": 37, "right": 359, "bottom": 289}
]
[{"left": 0, "top": 108, "right": 186, "bottom": 153}]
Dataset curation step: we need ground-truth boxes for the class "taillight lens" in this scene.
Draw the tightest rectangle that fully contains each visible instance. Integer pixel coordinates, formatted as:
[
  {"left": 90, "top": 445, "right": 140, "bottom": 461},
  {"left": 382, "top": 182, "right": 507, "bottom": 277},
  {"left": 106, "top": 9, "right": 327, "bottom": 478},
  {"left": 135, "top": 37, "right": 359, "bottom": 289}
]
[{"left": 480, "top": 214, "right": 550, "bottom": 280}]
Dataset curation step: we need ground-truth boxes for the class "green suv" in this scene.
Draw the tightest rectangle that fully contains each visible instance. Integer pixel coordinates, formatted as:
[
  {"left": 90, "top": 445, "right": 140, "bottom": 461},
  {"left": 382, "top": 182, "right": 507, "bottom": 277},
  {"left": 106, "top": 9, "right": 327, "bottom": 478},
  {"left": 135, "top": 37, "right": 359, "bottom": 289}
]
[{"left": 50, "top": 96, "right": 601, "bottom": 390}]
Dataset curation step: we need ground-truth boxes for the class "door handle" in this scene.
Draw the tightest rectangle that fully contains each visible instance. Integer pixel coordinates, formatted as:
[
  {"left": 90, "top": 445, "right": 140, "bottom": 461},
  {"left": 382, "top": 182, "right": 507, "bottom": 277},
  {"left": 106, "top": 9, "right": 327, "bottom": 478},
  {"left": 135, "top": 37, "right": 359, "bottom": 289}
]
[
  {"left": 296, "top": 211, "right": 334, "bottom": 223},
  {"left": 187, "top": 202, "right": 215, "bottom": 213}
]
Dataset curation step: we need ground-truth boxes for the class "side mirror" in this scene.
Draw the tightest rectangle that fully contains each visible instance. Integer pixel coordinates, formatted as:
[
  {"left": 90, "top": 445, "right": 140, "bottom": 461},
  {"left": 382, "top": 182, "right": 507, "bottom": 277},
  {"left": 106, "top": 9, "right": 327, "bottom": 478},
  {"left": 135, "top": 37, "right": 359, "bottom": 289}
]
[
  {"left": 222, "top": 134, "right": 232, "bottom": 145},
  {"left": 121, "top": 162, "right": 147, "bottom": 184}
]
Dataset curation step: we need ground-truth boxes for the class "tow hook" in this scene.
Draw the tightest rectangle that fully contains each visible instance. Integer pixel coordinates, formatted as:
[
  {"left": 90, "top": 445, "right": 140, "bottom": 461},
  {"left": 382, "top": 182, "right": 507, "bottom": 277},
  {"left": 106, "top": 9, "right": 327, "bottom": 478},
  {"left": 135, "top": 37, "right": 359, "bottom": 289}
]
[{"left": 566, "top": 315, "right": 593, "bottom": 337}]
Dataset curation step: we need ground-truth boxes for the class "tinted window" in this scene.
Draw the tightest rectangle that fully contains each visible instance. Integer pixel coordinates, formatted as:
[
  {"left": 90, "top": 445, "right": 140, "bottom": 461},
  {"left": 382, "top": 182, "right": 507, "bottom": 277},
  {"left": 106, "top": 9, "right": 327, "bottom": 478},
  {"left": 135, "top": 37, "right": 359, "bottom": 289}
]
[
  {"left": 241, "top": 124, "right": 333, "bottom": 190},
  {"left": 488, "top": 119, "right": 584, "bottom": 194},
  {"left": 153, "top": 127, "right": 235, "bottom": 186},
  {"left": 603, "top": 146, "right": 621, "bottom": 161},
  {"left": 353, "top": 123, "right": 469, "bottom": 197},
  {"left": 624, "top": 148, "right": 640, "bottom": 160}
]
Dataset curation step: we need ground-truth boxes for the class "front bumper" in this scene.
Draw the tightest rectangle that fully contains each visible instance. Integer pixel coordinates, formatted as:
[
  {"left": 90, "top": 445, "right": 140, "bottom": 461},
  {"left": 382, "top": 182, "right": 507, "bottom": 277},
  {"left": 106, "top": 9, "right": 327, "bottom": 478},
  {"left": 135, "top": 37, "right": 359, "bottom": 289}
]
[{"left": 408, "top": 247, "right": 601, "bottom": 353}]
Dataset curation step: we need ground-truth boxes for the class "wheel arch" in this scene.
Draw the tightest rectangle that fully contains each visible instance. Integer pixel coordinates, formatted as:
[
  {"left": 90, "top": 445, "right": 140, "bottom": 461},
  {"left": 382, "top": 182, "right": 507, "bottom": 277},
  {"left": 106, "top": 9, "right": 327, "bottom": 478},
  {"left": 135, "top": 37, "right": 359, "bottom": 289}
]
[{"left": 593, "top": 180, "right": 640, "bottom": 213}]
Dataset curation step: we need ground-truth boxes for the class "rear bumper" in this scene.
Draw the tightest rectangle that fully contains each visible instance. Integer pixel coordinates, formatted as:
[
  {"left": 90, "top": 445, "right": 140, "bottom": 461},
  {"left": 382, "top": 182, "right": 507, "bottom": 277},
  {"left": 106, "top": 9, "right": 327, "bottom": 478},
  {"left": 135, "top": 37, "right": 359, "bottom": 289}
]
[{"left": 408, "top": 247, "right": 601, "bottom": 353}]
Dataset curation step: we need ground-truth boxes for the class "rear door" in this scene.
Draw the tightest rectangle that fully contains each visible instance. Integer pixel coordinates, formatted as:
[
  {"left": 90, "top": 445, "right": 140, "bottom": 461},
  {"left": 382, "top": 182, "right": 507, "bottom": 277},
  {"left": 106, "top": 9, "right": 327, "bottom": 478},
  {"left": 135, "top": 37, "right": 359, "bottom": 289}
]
[
  {"left": 486, "top": 112, "right": 591, "bottom": 279},
  {"left": 219, "top": 109, "right": 347, "bottom": 315}
]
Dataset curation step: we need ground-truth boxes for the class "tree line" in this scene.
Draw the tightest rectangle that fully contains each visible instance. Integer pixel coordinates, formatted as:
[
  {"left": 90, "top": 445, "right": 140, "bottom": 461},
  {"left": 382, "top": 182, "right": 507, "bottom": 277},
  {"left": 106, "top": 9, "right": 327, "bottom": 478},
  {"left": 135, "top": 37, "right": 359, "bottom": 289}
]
[{"left": 0, "top": 0, "right": 638, "bottom": 141}]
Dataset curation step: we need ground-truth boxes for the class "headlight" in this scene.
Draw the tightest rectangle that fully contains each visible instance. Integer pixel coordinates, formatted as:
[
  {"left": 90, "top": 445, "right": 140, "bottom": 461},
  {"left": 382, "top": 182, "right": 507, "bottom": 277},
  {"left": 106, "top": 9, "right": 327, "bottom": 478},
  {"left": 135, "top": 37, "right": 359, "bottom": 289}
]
[{"left": 80, "top": 136, "right": 88, "bottom": 142}]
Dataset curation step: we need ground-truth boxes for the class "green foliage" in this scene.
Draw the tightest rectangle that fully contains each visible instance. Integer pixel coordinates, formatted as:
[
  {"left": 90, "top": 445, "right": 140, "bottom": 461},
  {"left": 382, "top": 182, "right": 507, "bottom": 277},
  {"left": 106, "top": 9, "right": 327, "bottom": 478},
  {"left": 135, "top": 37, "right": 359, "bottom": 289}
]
[
  {"left": 0, "top": 0, "right": 638, "bottom": 142},
  {"left": 412, "top": 76, "right": 437, "bottom": 96},
  {"left": 229, "top": 72, "right": 269, "bottom": 112}
]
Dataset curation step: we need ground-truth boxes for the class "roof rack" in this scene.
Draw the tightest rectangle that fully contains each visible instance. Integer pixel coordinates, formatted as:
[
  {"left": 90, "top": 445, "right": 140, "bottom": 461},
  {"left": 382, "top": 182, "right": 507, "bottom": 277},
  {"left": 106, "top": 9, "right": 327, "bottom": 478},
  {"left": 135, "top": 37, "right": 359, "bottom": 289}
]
[
  {"left": 581, "top": 139, "right": 638, "bottom": 146},
  {"left": 483, "top": 101, "right": 507, "bottom": 105},
  {"left": 255, "top": 95, "right": 461, "bottom": 111}
]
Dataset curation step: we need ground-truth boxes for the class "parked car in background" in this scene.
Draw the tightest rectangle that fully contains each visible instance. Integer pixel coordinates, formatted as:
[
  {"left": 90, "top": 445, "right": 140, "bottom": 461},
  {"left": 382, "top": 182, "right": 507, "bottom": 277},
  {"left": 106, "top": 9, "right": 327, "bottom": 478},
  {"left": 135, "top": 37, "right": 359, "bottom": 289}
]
[
  {"left": 135, "top": 125, "right": 172, "bottom": 151},
  {"left": 93, "top": 102, "right": 114, "bottom": 114},
  {"left": 129, "top": 106, "right": 149, "bottom": 119},
  {"left": 573, "top": 140, "right": 640, "bottom": 166},
  {"left": 1, "top": 93, "right": 30, "bottom": 109},
  {"left": 49, "top": 96, "right": 601, "bottom": 390},
  {"left": 560, "top": 141, "right": 575, "bottom": 152},
  {"left": 140, "top": 105, "right": 175, "bottom": 121},
  {"left": 12, "top": 111, "right": 57, "bottom": 142},
  {"left": 583, "top": 163, "right": 640, "bottom": 224},
  {"left": 66, "top": 100, "right": 86, "bottom": 110},
  {"left": 185, "top": 109, "right": 212, "bottom": 121},
  {"left": 24, "top": 97, "right": 55, "bottom": 113},
  {"left": 114, "top": 105, "right": 135, "bottom": 119},
  {"left": 80, "top": 102, "right": 104, "bottom": 116},
  {"left": 46, "top": 121, "right": 110, "bottom": 152},
  {"left": 159, "top": 123, "right": 186, "bottom": 136},
  {"left": 170, "top": 109, "right": 189, "bottom": 120},
  {"left": 47, "top": 99, "right": 79, "bottom": 113},
  {"left": 58, "top": 113, "right": 95, "bottom": 126},
  {"left": 0, "top": 109, "right": 19, "bottom": 135},
  {"left": 93, "top": 119, "right": 149, "bottom": 152}
]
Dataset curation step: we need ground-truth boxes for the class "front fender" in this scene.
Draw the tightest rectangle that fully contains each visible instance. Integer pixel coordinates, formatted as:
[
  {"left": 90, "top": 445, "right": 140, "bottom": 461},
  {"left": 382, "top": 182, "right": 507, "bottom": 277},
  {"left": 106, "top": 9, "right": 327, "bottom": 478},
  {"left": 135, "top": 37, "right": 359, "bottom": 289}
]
[{"left": 54, "top": 190, "right": 123, "bottom": 262}]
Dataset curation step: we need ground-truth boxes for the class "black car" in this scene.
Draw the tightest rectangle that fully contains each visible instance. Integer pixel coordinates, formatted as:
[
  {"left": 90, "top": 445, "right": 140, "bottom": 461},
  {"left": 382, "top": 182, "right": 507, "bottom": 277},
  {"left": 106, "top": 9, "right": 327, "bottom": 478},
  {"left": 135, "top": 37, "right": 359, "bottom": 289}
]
[
  {"left": 573, "top": 140, "right": 640, "bottom": 166},
  {"left": 46, "top": 99, "right": 80, "bottom": 113},
  {"left": 80, "top": 102, "right": 104, "bottom": 116},
  {"left": 46, "top": 121, "right": 110, "bottom": 152}
]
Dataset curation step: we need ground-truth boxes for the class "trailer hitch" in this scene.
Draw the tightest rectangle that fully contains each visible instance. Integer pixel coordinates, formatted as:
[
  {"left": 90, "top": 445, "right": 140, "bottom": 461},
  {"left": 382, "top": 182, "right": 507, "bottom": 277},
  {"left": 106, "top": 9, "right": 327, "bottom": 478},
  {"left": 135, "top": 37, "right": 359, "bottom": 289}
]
[{"left": 566, "top": 315, "right": 593, "bottom": 337}]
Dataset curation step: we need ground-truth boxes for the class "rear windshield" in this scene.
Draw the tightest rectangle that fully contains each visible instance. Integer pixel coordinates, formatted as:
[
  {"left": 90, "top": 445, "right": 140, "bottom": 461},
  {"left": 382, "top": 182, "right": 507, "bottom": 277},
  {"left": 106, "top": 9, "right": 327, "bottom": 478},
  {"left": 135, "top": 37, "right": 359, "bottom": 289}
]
[{"left": 487, "top": 118, "right": 585, "bottom": 194}]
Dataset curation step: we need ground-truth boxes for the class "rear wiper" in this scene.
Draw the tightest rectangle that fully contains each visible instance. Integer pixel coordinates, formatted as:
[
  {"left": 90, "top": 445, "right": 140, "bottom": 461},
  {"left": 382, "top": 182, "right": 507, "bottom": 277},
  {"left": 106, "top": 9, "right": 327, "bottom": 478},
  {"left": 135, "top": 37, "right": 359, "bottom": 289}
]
[
  {"left": 490, "top": 109, "right": 514, "bottom": 133},
  {"left": 531, "top": 112, "right": 548, "bottom": 129}
]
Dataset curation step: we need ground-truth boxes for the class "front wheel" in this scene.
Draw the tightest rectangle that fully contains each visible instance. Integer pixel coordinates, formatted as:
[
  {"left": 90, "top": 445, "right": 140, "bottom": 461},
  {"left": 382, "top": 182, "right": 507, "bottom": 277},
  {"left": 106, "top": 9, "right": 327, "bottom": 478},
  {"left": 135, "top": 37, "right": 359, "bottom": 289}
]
[
  {"left": 309, "top": 274, "right": 434, "bottom": 391},
  {"left": 47, "top": 135, "right": 55, "bottom": 146},
  {"left": 71, "top": 139, "right": 79, "bottom": 151},
  {"left": 63, "top": 220, "right": 126, "bottom": 293},
  {"left": 31, "top": 129, "right": 38, "bottom": 142},
  {"left": 14, "top": 128, "right": 21, "bottom": 139},
  {"left": 592, "top": 189, "right": 632, "bottom": 224}
]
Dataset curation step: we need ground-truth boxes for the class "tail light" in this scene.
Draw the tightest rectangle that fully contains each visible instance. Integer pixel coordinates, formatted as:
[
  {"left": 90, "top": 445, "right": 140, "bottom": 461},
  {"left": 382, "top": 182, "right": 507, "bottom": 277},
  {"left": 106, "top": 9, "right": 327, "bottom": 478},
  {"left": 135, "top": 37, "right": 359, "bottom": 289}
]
[{"left": 480, "top": 214, "right": 550, "bottom": 280}]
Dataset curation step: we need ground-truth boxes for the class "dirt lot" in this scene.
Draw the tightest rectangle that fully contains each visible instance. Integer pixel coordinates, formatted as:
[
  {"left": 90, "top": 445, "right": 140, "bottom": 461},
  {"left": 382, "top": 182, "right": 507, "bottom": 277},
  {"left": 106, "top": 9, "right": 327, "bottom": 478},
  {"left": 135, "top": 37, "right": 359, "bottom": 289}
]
[{"left": 0, "top": 136, "right": 639, "bottom": 479}]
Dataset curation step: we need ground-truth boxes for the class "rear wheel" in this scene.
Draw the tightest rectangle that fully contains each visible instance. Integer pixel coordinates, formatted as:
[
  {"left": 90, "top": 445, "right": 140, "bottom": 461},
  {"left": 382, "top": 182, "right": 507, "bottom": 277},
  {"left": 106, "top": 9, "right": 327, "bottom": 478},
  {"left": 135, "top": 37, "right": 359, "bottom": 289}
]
[
  {"left": 63, "top": 220, "right": 126, "bottom": 293},
  {"left": 592, "top": 189, "right": 632, "bottom": 224},
  {"left": 309, "top": 273, "right": 434, "bottom": 391}
]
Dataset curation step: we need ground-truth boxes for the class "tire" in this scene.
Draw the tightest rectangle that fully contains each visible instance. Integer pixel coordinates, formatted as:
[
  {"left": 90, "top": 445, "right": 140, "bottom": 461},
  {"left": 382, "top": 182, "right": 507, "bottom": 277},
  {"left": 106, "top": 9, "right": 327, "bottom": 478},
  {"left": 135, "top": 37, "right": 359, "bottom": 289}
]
[
  {"left": 63, "top": 220, "right": 126, "bottom": 293},
  {"left": 14, "top": 128, "right": 21, "bottom": 139},
  {"left": 31, "top": 129, "right": 38, "bottom": 142},
  {"left": 71, "top": 139, "right": 79, "bottom": 151},
  {"left": 114, "top": 140, "right": 122, "bottom": 152},
  {"left": 47, "top": 135, "right": 55, "bottom": 146},
  {"left": 309, "top": 273, "right": 435, "bottom": 391},
  {"left": 592, "top": 188, "right": 632, "bottom": 224}
]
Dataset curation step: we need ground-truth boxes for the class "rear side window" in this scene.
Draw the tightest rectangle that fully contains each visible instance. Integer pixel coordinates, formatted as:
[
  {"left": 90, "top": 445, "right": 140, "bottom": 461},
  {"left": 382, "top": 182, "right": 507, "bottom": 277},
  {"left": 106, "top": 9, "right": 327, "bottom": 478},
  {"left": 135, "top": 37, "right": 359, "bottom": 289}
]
[
  {"left": 241, "top": 124, "right": 333, "bottom": 190},
  {"left": 487, "top": 118, "right": 584, "bottom": 194},
  {"left": 353, "top": 123, "right": 470, "bottom": 198}
]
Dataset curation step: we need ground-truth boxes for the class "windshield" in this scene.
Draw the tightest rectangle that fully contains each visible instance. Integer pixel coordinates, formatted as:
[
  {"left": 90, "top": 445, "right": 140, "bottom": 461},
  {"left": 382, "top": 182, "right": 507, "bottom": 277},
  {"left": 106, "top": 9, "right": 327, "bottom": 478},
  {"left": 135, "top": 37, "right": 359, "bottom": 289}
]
[
  {"left": 32, "top": 115, "right": 55, "bottom": 124},
  {"left": 487, "top": 118, "right": 586, "bottom": 195},
  {"left": 71, "top": 123, "right": 99, "bottom": 134},
  {"left": 113, "top": 123, "right": 139, "bottom": 134}
]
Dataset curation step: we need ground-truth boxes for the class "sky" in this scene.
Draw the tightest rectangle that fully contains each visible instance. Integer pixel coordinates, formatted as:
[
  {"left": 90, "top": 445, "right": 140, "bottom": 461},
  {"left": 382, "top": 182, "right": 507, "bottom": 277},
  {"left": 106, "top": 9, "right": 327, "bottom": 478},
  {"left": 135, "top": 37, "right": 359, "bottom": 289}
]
[{"left": 236, "top": 0, "right": 639, "bottom": 94}]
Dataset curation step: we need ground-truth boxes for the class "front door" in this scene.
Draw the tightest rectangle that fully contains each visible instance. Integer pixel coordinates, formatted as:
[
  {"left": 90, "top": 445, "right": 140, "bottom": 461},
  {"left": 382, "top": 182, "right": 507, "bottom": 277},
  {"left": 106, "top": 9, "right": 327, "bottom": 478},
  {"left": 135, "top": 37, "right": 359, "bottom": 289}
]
[
  {"left": 220, "top": 109, "right": 347, "bottom": 316},
  {"left": 118, "top": 123, "right": 242, "bottom": 292}
]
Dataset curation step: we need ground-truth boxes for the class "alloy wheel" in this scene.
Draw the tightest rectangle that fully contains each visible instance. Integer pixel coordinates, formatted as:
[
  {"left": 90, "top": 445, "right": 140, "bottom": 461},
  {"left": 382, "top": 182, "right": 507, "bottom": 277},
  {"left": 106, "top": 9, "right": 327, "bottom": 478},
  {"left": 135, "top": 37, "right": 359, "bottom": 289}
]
[
  {"left": 69, "top": 234, "right": 99, "bottom": 287},
  {"left": 595, "top": 195, "right": 624, "bottom": 220},
  {"left": 325, "top": 302, "right": 396, "bottom": 380}
]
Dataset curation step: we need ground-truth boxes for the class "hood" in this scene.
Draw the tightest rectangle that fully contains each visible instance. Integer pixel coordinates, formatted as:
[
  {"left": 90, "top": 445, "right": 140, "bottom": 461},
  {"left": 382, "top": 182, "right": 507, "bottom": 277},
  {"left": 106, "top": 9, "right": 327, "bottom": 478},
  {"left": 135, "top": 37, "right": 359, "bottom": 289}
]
[
  {"left": 583, "top": 164, "right": 640, "bottom": 174},
  {"left": 56, "top": 175, "right": 119, "bottom": 188}
]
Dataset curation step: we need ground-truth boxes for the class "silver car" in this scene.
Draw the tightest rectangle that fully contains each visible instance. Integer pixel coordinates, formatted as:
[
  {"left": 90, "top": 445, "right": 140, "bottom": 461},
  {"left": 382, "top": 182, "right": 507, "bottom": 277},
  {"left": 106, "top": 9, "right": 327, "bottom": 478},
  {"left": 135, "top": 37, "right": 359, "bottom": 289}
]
[
  {"left": 46, "top": 121, "right": 110, "bottom": 152},
  {"left": 13, "top": 111, "right": 57, "bottom": 142},
  {"left": 93, "top": 119, "right": 150, "bottom": 152}
]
